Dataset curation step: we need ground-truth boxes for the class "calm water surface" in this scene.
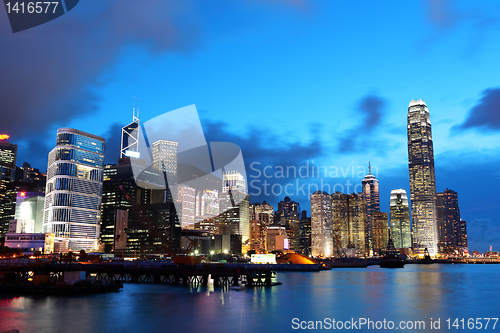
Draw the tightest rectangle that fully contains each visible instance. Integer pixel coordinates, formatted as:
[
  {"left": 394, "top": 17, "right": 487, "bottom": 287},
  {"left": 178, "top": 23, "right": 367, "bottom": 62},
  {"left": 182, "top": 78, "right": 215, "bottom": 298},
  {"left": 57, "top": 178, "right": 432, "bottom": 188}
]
[{"left": 1, "top": 264, "right": 499, "bottom": 333}]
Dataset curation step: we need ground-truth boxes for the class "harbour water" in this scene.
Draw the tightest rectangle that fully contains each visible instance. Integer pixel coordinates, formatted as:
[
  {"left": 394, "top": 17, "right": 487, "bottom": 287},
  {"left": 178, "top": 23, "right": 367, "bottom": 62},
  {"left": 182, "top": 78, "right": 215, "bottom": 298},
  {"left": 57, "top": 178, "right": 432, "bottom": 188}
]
[{"left": 1, "top": 264, "right": 499, "bottom": 333}]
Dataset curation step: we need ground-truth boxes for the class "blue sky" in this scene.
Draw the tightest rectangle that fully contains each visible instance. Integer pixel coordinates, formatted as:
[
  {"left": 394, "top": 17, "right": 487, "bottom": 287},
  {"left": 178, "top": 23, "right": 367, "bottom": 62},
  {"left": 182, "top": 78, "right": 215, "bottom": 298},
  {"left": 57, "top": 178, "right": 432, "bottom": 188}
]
[{"left": 1, "top": 0, "right": 500, "bottom": 251}]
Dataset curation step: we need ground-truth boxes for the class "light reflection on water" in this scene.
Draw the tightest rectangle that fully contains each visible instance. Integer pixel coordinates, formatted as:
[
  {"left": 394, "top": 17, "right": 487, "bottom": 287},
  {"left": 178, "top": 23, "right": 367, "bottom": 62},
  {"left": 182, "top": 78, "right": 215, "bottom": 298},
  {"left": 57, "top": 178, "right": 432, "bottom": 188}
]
[{"left": 0, "top": 265, "right": 499, "bottom": 333}]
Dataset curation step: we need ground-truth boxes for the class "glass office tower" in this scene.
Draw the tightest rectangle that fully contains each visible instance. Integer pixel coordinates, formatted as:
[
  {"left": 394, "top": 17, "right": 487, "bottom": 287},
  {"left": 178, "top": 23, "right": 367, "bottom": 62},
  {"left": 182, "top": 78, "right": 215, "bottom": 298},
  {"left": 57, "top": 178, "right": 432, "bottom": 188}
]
[
  {"left": 407, "top": 99, "right": 438, "bottom": 256},
  {"left": 389, "top": 189, "right": 411, "bottom": 249},
  {"left": 43, "top": 128, "right": 105, "bottom": 251}
]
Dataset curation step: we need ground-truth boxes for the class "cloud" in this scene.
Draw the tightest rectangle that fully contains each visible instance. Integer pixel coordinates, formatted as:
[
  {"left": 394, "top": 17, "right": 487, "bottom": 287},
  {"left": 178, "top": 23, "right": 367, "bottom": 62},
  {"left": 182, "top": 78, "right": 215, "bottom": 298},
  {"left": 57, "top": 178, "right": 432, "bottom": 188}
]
[
  {"left": 202, "top": 119, "right": 323, "bottom": 170},
  {"left": 453, "top": 88, "right": 500, "bottom": 131},
  {"left": 426, "top": 0, "right": 458, "bottom": 30},
  {"left": 424, "top": 0, "right": 500, "bottom": 56},
  {"left": 0, "top": 1, "right": 201, "bottom": 141},
  {"left": 201, "top": 119, "right": 325, "bottom": 206},
  {"left": 338, "top": 94, "right": 386, "bottom": 153},
  {"left": 102, "top": 122, "right": 124, "bottom": 165}
]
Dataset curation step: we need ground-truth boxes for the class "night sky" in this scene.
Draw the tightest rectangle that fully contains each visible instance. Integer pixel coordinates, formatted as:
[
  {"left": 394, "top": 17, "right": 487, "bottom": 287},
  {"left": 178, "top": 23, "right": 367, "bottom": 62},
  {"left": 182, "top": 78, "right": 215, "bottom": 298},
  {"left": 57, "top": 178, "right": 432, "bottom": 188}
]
[{"left": 1, "top": 1, "right": 499, "bottom": 252}]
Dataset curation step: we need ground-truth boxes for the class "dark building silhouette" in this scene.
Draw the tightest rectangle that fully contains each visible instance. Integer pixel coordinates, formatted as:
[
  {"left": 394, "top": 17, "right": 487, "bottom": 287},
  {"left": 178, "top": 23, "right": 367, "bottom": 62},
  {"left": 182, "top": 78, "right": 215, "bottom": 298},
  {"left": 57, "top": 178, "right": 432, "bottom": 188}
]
[
  {"left": 100, "top": 159, "right": 179, "bottom": 254},
  {"left": 436, "top": 188, "right": 464, "bottom": 252}
]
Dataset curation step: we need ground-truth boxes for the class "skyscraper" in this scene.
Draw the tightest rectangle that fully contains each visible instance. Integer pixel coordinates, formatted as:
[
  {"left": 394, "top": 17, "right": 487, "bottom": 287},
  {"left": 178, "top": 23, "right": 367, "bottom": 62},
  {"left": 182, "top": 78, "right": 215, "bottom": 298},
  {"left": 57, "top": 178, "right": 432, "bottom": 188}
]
[
  {"left": 436, "top": 188, "right": 461, "bottom": 252},
  {"left": 275, "top": 196, "right": 299, "bottom": 226},
  {"left": 218, "top": 171, "right": 249, "bottom": 250},
  {"left": 389, "top": 189, "right": 411, "bottom": 249},
  {"left": 43, "top": 128, "right": 105, "bottom": 252},
  {"left": 120, "top": 111, "right": 140, "bottom": 159},
  {"left": 299, "top": 210, "right": 311, "bottom": 255},
  {"left": 311, "top": 191, "right": 333, "bottom": 257},
  {"left": 100, "top": 160, "right": 179, "bottom": 254},
  {"left": 177, "top": 185, "right": 196, "bottom": 229},
  {"left": 332, "top": 191, "right": 349, "bottom": 250},
  {"left": 152, "top": 140, "right": 178, "bottom": 175},
  {"left": 348, "top": 193, "right": 368, "bottom": 255},
  {"left": 361, "top": 162, "right": 380, "bottom": 253},
  {"left": 0, "top": 136, "right": 17, "bottom": 238},
  {"left": 407, "top": 99, "right": 438, "bottom": 256},
  {"left": 371, "top": 212, "right": 388, "bottom": 254}
]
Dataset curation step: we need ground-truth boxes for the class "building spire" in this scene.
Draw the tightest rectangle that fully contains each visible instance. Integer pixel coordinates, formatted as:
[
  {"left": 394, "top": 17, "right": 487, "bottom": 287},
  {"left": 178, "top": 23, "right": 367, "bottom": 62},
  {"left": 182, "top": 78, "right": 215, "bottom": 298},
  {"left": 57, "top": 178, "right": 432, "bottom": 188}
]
[
  {"left": 368, "top": 161, "right": 371, "bottom": 175},
  {"left": 132, "top": 96, "right": 139, "bottom": 123}
]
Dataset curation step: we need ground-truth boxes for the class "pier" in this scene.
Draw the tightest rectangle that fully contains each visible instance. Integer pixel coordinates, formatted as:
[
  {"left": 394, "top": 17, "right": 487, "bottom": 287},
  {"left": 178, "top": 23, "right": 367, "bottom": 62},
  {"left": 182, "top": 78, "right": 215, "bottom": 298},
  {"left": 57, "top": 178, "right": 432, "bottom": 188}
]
[{"left": 0, "top": 262, "right": 282, "bottom": 289}]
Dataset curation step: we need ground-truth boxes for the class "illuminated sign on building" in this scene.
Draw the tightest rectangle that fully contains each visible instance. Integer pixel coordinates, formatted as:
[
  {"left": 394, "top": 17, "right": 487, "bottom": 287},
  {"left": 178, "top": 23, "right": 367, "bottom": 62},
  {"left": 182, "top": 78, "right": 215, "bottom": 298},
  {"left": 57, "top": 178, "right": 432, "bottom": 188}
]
[
  {"left": 0, "top": 134, "right": 10, "bottom": 140},
  {"left": 124, "top": 150, "right": 140, "bottom": 158},
  {"left": 251, "top": 253, "right": 276, "bottom": 264}
]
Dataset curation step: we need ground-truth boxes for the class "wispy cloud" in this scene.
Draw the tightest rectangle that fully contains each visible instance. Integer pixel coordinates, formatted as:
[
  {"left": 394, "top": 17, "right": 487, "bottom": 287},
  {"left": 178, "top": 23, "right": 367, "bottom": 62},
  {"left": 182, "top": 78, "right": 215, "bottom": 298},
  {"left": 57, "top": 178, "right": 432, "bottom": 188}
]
[
  {"left": 0, "top": 1, "right": 200, "bottom": 140},
  {"left": 338, "top": 94, "right": 387, "bottom": 153},
  {"left": 453, "top": 88, "right": 500, "bottom": 132}
]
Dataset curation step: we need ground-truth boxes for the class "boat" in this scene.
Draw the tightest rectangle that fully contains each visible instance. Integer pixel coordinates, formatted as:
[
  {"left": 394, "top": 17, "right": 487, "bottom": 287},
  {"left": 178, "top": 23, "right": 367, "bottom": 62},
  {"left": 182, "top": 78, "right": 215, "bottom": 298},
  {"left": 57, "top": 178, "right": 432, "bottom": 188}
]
[
  {"left": 416, "top": 248, "right": 433, "bottom": 264},
  {"left": 379, "top": 239, "right": 405, "bottom": 268}
]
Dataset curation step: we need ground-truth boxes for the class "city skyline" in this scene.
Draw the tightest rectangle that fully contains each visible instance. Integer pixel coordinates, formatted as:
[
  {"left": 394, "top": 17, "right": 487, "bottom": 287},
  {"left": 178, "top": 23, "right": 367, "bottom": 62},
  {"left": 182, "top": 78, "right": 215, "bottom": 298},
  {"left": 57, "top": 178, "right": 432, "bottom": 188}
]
[{"left": 1, "top": 1, "right": 499, "bottom": 252}]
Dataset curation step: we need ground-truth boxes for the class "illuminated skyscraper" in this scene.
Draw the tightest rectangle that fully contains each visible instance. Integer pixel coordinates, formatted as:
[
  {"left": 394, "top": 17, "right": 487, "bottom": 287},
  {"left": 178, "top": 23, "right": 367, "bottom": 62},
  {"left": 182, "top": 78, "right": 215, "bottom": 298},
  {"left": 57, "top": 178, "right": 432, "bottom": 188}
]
[
  {"left": 120, "top": 110, "right": 140, "bottom": 159},
  {"left": 407, "top": 99, "right": 438, "bottom": 256},
  {"left": 361, "top": 162, "right": 380, "bottom": 253},
  {"left": 219, "top": 171, "right": 249, "bottom": 250},
  {"left": 152, "top": 140, "right": 178, "bottom": 175},
  {"left": 331, "top": 192, "right": 368, "bottom": 255},
  {"left": 332, "top": 191, "right": 349, "bottom": 250},
  {"left": 43, "top": 128, "right": 105, "bottom": 252},
  {"left": 311, "top": 191, "right": 333, "bottom": 257},
  {"left": 389, "top": 189, "right": 411, "bottom": 249},
  {"left": 275, "top": 196, "right": 298, "bottom": 226},
  {"left": 222, "top": 170, "right": 246, "bottom": 193},
  {"left": 371, "top": 212, "right": 388, "bottom": 254},
  {"left": 177, "top": 185, "right": 196, "bottom": 229},
  {"left": 348, "top": 193, "right": 368, "bottom": 255},
  {"left": 299, "top": 210, "right": 311, "bottom": 255},
  {"left": 0, "top": 136, "right": 17, "bottom": 238}
]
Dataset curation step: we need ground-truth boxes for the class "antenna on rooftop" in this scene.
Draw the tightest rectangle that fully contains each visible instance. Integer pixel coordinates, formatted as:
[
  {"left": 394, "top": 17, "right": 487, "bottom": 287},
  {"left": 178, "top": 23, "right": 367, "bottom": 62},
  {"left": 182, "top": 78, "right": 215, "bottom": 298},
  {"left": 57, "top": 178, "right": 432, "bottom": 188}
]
[{"left": 132, "top": 96, "right": 139, "bottom": 123}]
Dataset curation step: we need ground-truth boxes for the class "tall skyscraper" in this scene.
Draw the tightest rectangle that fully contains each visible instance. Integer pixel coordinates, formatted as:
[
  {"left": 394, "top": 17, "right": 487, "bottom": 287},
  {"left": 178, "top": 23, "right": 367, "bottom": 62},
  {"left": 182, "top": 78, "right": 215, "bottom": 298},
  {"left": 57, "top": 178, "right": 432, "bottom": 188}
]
[
  {"left": 371, "top": 212, "right": 389, "bottom": 254},
  {"left": 311, "top": 191, "right": 333, "bottom": 257},
  {"left": 275, "top": 196, "right": 298, "bottom": 226},
  {"left": 348, "top": 193, "right": 368, "bottom": 255},
  {"left": 218, "top": 171, "right": 249, "bottom": 250},
  {"left": 222, "top": 170, "right": 246, "bottom": 193},
  {"left": 331, "top": 192, "right": 369, "bottom": 255},
  {"left": 299, "top": 210, "right": 311, "bottom": 255},
  {"left": 436, "top": 188, "right": 461, "bottom": 252},
  {"left": 407, "top": 99, "right": 438, "bottom": 256},
  {"left": 0, "top": 135, "right": 17, "bottom": 181},
  {"left": 100, "top": 160, "right": 179, "bottom": 254},
  {"left": 389, "top": 189, "right": 411, "bottom": 249},
  {"left": 0, "top": 136, "right": 18, "bottom": 238},
  {"left": 332, "top": 191, "right": 349, "bottom": 250},
  {"left": 458, "top": 220, "right": 468, "bottom": 249},
  {"left": 43, "top": 128, "right": 105, "bottom": 252},
  {"left": 361, "top": 162, "right": 380, "bottom": 253},
  {"left": 120, "top": 111, "right": 140, "bottom": 159},
  {"left": 177, "top": 185, "right": 196, "bottom": 229},
  {"left": 152, "top": 140, "right": 178, "bottom": 175}
]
